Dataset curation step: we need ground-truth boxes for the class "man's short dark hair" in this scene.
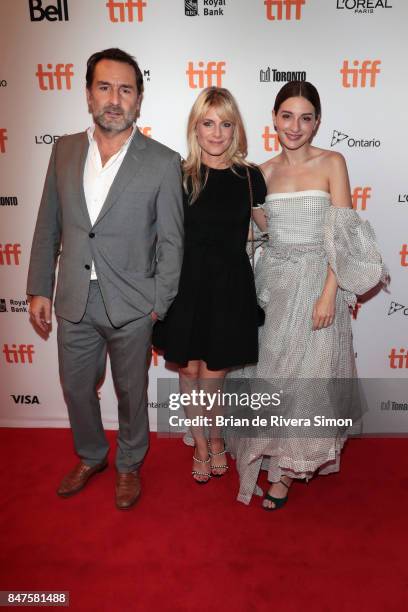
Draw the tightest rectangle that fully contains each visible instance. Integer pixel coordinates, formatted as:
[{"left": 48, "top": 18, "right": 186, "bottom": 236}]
[{"left": 86, "top": 48, "right": 144, "bottom": 94}]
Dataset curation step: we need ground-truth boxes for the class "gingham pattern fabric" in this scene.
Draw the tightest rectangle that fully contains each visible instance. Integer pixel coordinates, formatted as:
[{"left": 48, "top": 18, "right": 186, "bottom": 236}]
[{"left": 227, "top": 191, "right": 385, "bottom": 505}]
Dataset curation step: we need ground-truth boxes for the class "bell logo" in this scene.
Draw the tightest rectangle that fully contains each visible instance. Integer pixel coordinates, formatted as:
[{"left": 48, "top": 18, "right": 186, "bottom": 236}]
[
  {"left": 0, "top": 128, "right": 7, "bottom": 154},
  {"left": 341, "top": 60, "right": 381, "bottom": 88},
  {"left": 352, "top": 187, "right": 371, "bottom": 211},
  {"left": 3, "top": 344, "right": 35, "bottom": 364},
  {"left": 264, "top": 0, "right": 306, "bottom": 21},
  {"left": 400, "top": 244, "right": 408, "bottom": 267},
  {"left": 36, "top": 63, "right": 74, "bottom": 91},
  {"left": 28, "top": 0, "right": 69, "bottom": 21},
  {"left": 0, "top": 244, "right": 21, "bottom": 265},
  {"left": 262, "top": 126, "right": 280, "bottom": 152},
  {"left": 106, "top": 0, "right": 146, "bottom": 22},
  {"left": 186, "top": 61, "right": 226, "bottom": 89},
  {"left": 388, "top": 348, "right": 408, "bottom": 369}
]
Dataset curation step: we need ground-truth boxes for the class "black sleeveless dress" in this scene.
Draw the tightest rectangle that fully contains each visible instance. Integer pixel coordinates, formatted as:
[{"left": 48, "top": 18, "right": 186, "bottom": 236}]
[{"left": 152, "top": 164, "right": 267, "bottom": 371}]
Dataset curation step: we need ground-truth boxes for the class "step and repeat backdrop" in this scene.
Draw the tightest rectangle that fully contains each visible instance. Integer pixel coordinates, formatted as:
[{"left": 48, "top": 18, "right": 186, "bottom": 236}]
[{"left": 0, "top": 0, "right": 407, "bottom": 432}]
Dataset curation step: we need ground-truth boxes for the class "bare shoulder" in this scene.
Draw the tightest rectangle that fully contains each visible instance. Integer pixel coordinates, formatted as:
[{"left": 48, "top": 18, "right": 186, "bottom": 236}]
[
  {"left": 260, "top": 155, "right": 282, "bottom": 180},
  {"left": 320, "top": 149, "right": 348, "bottom": 170}
]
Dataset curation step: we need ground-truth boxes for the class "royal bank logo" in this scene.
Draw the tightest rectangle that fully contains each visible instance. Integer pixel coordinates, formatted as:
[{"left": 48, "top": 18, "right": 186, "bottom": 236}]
[
  {"left": 0, "top": 299, "right": 28, "bottom": 313},
  {"left": 260, "top": 67, "right": 306, "bottom": 83},
  {"left": 28, "top": 0, "right": 69, "bottom": 21},
  {"left": 388, "top": 301, "right": 408, "bottom": 317},
  {"left": 336, "top": 0, "right": 392, "bottom": 13},
  {"left": 185, "top": 1, "right": 226, "bottom": 16},
  {"left": 0, "top": 196, "right": 18, "bottom": 206},
  {"left": 331, "top": 130, "right": 380, "bottom": 149},
  {"left": 185, "top": 0, "right": 198, "bottom": 15}
]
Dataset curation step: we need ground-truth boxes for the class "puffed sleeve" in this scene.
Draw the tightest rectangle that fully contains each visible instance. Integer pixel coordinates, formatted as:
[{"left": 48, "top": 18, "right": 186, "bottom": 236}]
[
  {"left": 249, "top": 165, "right": 267, "bottom": 209},
  {"left": 324, "top": 206, "right": 387, "bottom": 303}
]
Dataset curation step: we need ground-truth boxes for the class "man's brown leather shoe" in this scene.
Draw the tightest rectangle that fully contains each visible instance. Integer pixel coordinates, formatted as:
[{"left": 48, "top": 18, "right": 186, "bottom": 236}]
[
  {"left": 57, "top": 459, "right": 108, "bottom": 497},
  {"left": 115, "top": 470, "right": 141, "bottom": 510}
]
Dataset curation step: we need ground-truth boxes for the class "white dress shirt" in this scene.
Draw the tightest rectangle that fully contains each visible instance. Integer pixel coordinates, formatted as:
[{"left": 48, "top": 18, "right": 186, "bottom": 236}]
[{"left": 83, "top": 123, "right": 137, "bottom": 279}]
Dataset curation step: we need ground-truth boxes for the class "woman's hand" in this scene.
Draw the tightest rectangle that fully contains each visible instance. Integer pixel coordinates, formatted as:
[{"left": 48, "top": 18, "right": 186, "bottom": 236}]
[{"left": 312, "top": 293, "right": 336, "bottom": 331}]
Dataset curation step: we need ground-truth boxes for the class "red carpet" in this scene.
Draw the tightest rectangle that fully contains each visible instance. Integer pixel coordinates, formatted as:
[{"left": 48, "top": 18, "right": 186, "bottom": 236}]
[{"left": 0, "top": 429, "right": 407, "bottom": 611}]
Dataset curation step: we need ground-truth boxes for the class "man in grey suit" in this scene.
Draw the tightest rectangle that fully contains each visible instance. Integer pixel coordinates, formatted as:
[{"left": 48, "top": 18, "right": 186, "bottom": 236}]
[{"left": 27, "top": 48, "right": 183, "bottom": 509}]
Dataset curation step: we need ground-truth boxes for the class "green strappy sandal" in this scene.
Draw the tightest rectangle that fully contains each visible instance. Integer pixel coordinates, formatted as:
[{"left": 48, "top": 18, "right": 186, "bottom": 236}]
[{"left": 262, "top": 478, "right": 290, "bottom": 511}]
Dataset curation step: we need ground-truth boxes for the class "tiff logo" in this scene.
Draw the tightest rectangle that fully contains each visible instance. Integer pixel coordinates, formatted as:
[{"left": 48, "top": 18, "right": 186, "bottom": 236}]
[
  {"left": 400, "top": 244, "right": 408, "bottom": 267},
  {"left": 341, "top": 60, "right": 381, "bottom": 88},
  {"left": 0, "top": 128, "right": 7, "bottom": 153},
  {"left": 139, "top": 126, "right": 152, "bottom": 137},
  {"left": 186, "top": 61, "right": 226, "bottom": 88},
  {"left": 352, "top": 187, "right": 371, "bottom": 210},
  {"left": 3, "top": 344, "right": 35, "bottom": 364},
  {"left": 262, "top": 126, "right": 280, "bottom": 152},
  {"left": 106, "top": 0, "right": 146, "bottom": 22},
  {"left": 389, "top": 348, "right": 408, "bottom": 369},
  {"left": 264, "top": 0, "right": 305, "bottom": 20},
  {"left": 28, "top": 0, "right": 69, "bottom": 21},
  {"left": 0, "top": 244, "right": 21, "bottom": 265},
  {"left": 36, "top": 63, "right": 74, "bottom": 90}
]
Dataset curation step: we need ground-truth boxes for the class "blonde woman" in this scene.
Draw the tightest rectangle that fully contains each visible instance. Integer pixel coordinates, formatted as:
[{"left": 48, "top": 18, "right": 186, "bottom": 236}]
[{"left": 153, "top": 87, "right": 266, "bottom": 483}]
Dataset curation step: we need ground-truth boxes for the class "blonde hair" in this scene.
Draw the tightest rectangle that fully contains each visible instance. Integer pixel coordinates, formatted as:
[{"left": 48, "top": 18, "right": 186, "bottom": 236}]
[{"left": 183, "top": 87, "right": 249, "bottom": 204}]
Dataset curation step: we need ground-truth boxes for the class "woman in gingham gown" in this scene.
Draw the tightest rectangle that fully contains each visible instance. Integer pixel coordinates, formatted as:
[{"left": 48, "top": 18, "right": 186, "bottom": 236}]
[{"left": 228, "top": 82, "right": 385, "bottom": 509}]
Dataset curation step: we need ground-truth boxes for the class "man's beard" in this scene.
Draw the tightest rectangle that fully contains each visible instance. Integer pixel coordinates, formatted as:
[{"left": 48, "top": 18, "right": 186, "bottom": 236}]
[{"left": 93, "top": 104, "right": 136, "bottom": 133}]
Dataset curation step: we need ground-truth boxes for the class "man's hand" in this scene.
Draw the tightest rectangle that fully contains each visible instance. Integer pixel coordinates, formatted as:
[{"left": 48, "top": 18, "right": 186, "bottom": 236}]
[
  {"left": 150, "top": 311, "right": 159, "bottom": 322},
  {"left": 29, "top": 296, "right": 52, "bottom": 332}
]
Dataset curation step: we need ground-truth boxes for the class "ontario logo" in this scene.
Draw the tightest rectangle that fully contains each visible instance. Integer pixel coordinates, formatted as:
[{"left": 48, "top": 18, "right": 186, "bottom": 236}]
[
  {"left": 388, "top": 301, "right": 408, "bottom": 317},
  {"left": 331, "top": 130, "right": 380, "bottom": 149}
]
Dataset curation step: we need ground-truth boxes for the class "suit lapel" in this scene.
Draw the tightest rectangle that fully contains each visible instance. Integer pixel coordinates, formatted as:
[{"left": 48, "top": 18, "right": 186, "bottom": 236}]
[
  {"left": 75, "top": 132, "right": 92, "bottom": 228},
  {"left": 93, "top": 128, "right": 147, "bottom": 227}
]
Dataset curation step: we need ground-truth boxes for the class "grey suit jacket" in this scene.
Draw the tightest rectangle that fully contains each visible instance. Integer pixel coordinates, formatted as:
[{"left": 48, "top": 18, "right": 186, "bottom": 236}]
[{"left": 27, "top": 129, "right": 184, "bottom": 327}]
